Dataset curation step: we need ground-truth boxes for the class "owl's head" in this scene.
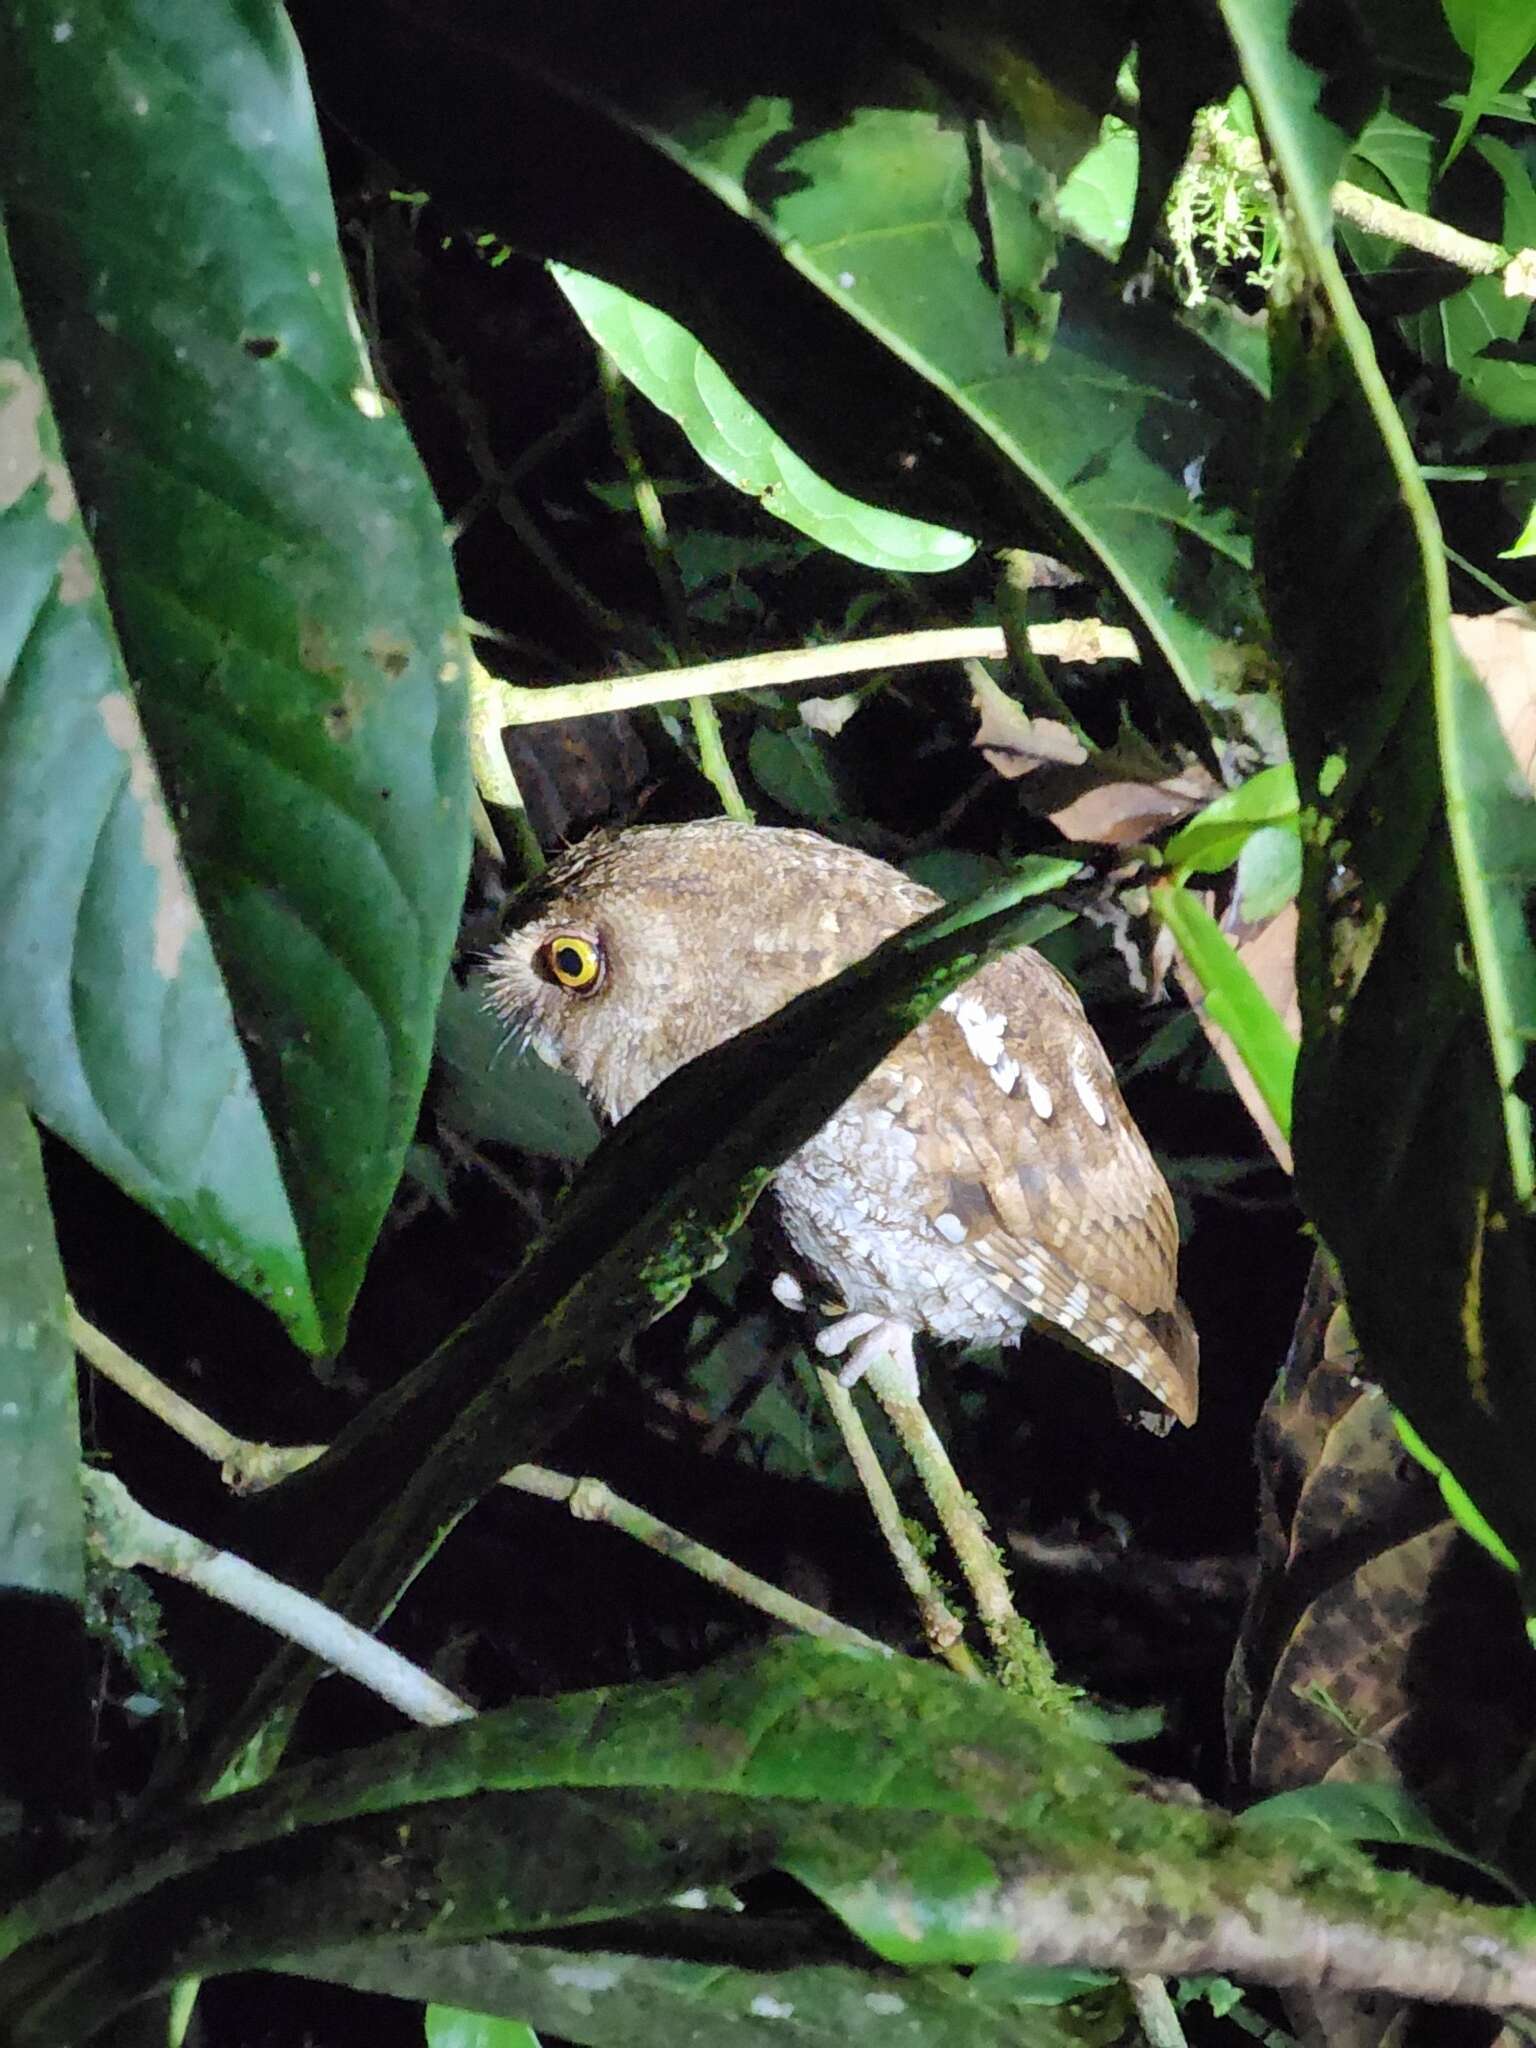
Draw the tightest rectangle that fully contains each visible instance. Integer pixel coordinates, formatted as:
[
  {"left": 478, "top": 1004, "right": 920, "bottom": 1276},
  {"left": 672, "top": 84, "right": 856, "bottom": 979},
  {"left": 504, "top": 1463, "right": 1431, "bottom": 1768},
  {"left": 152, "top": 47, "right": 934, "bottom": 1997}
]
[{"left": 484, "top": 819, "right": 936, "bottom": 1120}]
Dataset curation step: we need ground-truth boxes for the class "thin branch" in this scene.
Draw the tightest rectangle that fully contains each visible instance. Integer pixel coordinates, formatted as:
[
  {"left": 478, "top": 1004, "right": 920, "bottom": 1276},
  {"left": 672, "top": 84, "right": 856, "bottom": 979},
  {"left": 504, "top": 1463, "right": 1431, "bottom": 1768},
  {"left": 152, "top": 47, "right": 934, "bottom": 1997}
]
[
  {"left": 468, "top": 654, "right": 544, "bottom": 872},
  {"left": 492, "top": 620, "right": 1139, "bottom": 729},
  {"left": 1332, "top": 179, "right": 1536, "bottom": 298},
  {"left": 72, "top": 1309, "right": 886, "bottom": 1660},
  {"left": 860, "top": 1353, "right": 1062, "bottom": 1708},
  {"left": 597, "top": 351, "right": 753, "bottom": 821},
  {"left": 508, "top": 1466, "right": 889, "bottom": 1654},
  {"left": 1130, "top": 1975, "right": 1188, "bottom": 2048},
  {"left": 815, "top": 1367, "right": 980, "bottom": 1678},
  {"left": 82, "top": 1469, "right": 472, "bottom": 1728}
]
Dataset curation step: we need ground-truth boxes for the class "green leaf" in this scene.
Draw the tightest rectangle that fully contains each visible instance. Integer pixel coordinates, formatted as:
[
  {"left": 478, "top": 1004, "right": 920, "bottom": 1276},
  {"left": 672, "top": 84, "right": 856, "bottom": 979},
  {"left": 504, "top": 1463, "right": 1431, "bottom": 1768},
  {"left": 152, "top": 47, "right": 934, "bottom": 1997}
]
[
  {"left": 1234, "top": 822, "right": 1302, "bottom": 921},
  {"left": 3, "top": 1640, "right": 1510, "bottom": 2040},
  {"left": 2, "top": 0, "right": 472, "bottom": 1349},
  {"left": 747, "top": 728, "right": 850, "bottom": 825},
  {"left": 1150, "top": 885, "right": 1296, "bottom": 1138},
  {"left": 301, "top": 1941, "right": 1103, "bottom": 2048},
  {"left": 1501, "top": 495, "right": 1536, "bottom": 556},
  {"left": 427, "top": 2006, "right": 540, "bottom": 2048},
  {"left": 0, "top": 1101, "right": 82, "bottom": 1607},
  {"left": 675, "top": 108, "right": 1266, "bottom": 707},
  {"left": 1238, "top": 1779, "right": 1522, "bottom": 1895},
  {"left": 434, "top": 978, "right": 599, "bottom": 1162},
  {"left": 1224, "top": 0, "right": 1536, "bottom": 1576},
  {"left": 1161, "top": 763, "right": 1299, "bottom": 877},
  {"left": 553, "top": 267, "right": 975, "bottom": 574},
  {"left": 0, "top": 1097, "right": 88, "bottom": 1818},
  {"left": 1344, "top": 116, "right": 1536, "bottom": 425},
  {"left": 1054, "top": 119, "right": 1139, "bottom": 259},
  {"left": 1441, "top": 0, "right": 1536, "bottom": 167},
  {"left": 0, "top": 217, "right": 312, "bottom": 1340}
]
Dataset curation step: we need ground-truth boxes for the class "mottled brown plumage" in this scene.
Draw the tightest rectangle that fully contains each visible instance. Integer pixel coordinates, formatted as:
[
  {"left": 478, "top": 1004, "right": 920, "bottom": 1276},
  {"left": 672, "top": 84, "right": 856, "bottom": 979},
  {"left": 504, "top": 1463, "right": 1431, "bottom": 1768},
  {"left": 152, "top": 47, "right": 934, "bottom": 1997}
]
[{"left": 485, "top": 820, "right": 1198, "bottom": 1425}]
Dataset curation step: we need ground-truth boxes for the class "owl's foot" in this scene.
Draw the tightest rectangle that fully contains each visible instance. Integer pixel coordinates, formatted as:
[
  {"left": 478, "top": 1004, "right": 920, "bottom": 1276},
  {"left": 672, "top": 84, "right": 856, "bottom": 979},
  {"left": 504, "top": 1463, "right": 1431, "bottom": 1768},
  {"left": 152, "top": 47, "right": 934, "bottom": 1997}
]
[{"left": 814, "top": 1314, "right": 919, "bottom": 1398}]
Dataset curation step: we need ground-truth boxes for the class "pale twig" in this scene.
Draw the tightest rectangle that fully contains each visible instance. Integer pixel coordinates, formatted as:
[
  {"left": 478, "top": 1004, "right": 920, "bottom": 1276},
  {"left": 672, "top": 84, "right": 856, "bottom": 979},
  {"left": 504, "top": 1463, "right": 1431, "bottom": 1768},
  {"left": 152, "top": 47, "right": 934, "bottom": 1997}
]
[
  {"left": 815, "top": 1367, "right": 980, "bottom": 1678},
  {"left": 508, "top": 1465, "right": 888, "bottom": 1654},
  {"left": 1332, "top": 179, "right": 1536, "bottom": 298},
  {"left": 71, "top": 1309, "right": 885, "bottom": 1658},
  {"left": 493, "top": 620, "right": 1139, "bottom": 729},
  {"left": 1129, "top": 1974, "right": 1188, "bottom": 2048},
  {"left": 82, "top": 1468, "right": 471, "bottom": 1728},
  {"left": 860, "top": 1352, "right": 1063, "bottom": 1709},
  {"left": 468, "top": 654, "right": 545, "bottom": 873}
]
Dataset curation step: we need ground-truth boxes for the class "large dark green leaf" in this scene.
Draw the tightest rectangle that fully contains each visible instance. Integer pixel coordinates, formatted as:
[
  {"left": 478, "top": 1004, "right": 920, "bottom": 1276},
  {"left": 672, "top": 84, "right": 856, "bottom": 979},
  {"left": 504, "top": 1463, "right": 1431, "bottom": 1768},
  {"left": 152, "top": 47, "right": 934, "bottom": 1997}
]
[
  {"left": 1223, "top": 0, "right": 1536, "bottom": 1569},
  {"left": 0, "top": 0, "right": 471, "bottom": 1349},
  {"left": 7, "top": 1642, "right": 1532, "bottom": 2043},
  {"left": 0, "top": 221, "right": 310, "bottom": 1333}
]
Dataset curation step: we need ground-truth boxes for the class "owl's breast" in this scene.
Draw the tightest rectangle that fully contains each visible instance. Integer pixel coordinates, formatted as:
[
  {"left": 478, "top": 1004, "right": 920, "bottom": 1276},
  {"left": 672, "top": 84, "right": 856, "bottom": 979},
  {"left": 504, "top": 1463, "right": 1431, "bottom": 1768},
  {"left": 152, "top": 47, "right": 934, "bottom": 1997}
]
[{"left": 774, "top": 1082, "right": 1026, "bottom": 1349}]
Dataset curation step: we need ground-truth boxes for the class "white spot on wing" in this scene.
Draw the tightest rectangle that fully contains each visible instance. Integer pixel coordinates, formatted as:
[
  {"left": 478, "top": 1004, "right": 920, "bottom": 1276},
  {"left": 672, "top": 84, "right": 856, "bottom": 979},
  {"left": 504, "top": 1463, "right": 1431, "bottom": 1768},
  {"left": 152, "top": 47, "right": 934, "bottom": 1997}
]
[
  {"left": 933, "top": 1211, "right": 967, "bottom": 1244},
  {"left": 1073, "top": 1066, "right": 1108, "bottom": 1125},
  {"left": 1058, "top": 1280, "right": 1090, "bottom": 1330},
  {"left": 1024, "top": 1070, "right": 1053, "bottom": 1120}
]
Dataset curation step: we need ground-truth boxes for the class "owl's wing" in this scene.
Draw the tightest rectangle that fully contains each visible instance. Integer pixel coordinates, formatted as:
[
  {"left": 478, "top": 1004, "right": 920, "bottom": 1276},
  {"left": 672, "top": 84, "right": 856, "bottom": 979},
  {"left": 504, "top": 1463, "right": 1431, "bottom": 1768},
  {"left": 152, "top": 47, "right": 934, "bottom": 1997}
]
[{"left": 878, "top": 946, "right": 1199, "bottom": 1424}]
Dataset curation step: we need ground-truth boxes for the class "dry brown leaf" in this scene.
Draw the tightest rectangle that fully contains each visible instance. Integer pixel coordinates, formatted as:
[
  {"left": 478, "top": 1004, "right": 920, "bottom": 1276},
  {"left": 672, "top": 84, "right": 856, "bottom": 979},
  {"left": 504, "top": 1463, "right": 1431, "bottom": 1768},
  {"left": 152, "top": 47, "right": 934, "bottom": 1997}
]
[
  {"left": 968, "top": 664, "right": 1218, "bottom": 844},
  {"left": 969, "top": 662, "right": 1088, "bottom": 774}
]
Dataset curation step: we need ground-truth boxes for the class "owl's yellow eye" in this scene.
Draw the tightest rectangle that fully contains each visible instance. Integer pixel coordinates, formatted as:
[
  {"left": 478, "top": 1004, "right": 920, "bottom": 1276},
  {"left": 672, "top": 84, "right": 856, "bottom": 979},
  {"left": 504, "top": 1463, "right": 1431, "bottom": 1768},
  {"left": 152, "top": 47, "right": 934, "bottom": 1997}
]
[{"left": 538, "top": 932, "right": 605, "bottom": 994}]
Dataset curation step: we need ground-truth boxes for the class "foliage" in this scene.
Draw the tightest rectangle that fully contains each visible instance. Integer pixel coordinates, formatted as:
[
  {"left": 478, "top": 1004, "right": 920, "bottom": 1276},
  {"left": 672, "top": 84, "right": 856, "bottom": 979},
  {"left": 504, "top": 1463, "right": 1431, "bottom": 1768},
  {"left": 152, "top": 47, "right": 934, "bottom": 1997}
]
[{"left": 3, "top": 0, "right": 1536, "bottom": 2043}]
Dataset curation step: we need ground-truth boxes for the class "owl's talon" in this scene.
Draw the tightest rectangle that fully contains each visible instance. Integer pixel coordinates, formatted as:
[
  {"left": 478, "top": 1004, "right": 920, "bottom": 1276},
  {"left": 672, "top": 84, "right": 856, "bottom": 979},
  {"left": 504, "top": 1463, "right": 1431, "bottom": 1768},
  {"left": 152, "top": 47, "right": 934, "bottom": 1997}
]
[
  {"left": 815, "top": 1311, "right": 882, "bottom": 1359},
  {"left": 824, "top": 1317, "right": 920, "bottom": 1399}
]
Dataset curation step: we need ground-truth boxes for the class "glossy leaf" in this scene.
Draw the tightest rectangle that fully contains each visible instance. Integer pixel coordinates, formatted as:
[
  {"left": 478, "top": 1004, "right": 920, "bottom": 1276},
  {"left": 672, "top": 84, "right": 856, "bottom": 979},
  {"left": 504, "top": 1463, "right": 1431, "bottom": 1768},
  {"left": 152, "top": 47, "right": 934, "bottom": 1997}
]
[
  {"left": 2, "top": 0, "right": 472, "bottom": 1349},
  {"left": 552, "top": 267, "right": 975, "bottom": 573},
  {"left": 1240, "top": 1781, "right": 1521, "bottom": 1895},
  {"left": 1442, "top": 0, "right": 1536, "bottom": 166},
  {"left": 5, "top": 1639, "right": 1522, "bottom": 2042},
  {"left": 426, "top": 2006, "right": 540, "bottom": 2048},
  {"left": 301, "top": 1941, "right": 1102, "bottom": 2048},
  {"left": 1225, "top": 0, "right": 1536, "bottom": 1575},
  {"left": 1161, "top": 763, "right": 1298, "bottom": 877},
  {"left": 1150, "top": 884, "right": 1296, "bottom": 1139},
  {"left": 0, "top": 1097, "right": 89, "bottom": 1815},
  {"left": 0, "top": 216, "right": 312, "bottom": 1336},
  {"left": 0, "top": 1100, "right": 82, "bottom": 1608}
]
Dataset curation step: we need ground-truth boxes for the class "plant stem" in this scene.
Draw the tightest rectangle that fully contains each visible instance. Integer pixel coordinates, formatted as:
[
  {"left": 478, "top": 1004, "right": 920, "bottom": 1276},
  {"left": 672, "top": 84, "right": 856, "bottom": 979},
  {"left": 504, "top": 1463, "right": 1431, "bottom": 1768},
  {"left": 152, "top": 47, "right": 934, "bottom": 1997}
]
[
  {"left": 816, "top": 1367, "right": 980, "bottom": 1677},
  {"left": 1332, "top": 179, "right": 1536, "bottom": 297},
  {"left": 598, "top": 351, "right": 753, "bottom": 821},
  {"left": 83, "top": 1469, "right": 472, "bottom": 1727},
  {"left": 510, "top": 1465, "right": 890, "bottom": 1654},
  {"left": 468, "top": 653, "right": 545, "bottom": 872},
  {"left": 860, "top": 1353, "right": 1063, "bottom": 1708},
  {"left": 493, "top": 619, "right": 1140, "bottom": 729}
]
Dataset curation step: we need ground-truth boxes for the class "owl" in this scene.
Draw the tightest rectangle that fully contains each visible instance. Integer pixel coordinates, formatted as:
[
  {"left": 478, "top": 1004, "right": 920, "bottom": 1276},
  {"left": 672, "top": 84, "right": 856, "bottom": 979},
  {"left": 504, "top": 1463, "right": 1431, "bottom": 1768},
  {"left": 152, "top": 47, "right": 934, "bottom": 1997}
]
[{"left": 485, "top": 820, "right": 1198, "bottom": 1426}]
